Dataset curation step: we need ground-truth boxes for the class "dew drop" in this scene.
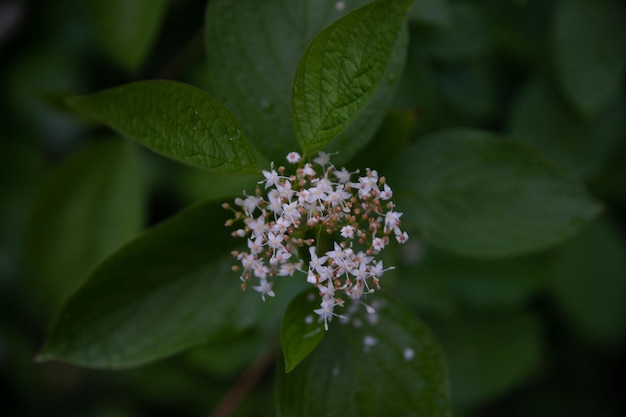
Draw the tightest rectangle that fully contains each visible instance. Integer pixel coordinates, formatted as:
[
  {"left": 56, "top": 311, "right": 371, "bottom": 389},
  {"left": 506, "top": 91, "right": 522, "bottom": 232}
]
[
  {"left": 403, "top": 347, "right": 415, "bottom": 362},
  {"left": 335, "top": 1, "right": 345, "bottom": 12},
  {"left": 305, "top": 314, "right": 314, "bottom": 324}
]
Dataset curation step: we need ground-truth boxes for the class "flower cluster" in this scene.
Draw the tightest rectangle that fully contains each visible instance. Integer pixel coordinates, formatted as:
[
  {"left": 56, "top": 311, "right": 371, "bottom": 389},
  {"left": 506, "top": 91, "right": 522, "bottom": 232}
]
[{"left": 224, "top": 151, "right": 408, "bottom": 329}]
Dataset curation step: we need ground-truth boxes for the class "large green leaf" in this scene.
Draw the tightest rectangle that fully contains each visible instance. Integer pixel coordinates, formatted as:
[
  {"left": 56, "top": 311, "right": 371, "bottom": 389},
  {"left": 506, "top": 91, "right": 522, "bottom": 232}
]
[
  {"left": 291, "top": 0, "right": 414, "bottom": 157},
  {"left": 67, "top": 80, "right": 258, "bottom": 175},
  {"left": 388, "top": 129, "right": 599, "bottom": 257},
  {"left": 204, "top": 0, "right": 406, "bottom": 164},
  {"left": 397, "top": 247, "right": 548, "bottom": 316},
  {"left": 25, "top": 139, "right": 144, "bottom": 311},
  {"left": 91, "top": 0, "right": 169, "bottom": 72},
  {"left": 280, "top": 289, "right": 325, "bottom": 373},
  {"left": 276, "top": 293, "right": 451, "bottom": 417},
  {"left": 552, "top": 218, "right": 626, "bottom": 346},
  {"left": 553, "top": 0, "right": 626, "bottom": 117},
  {"left": 509, "top": 79, "right": 624, "bottom": 180},
  {"left": 430, "top": 313, "right": 543, "bottom": 409},
  {"left": 37, "top": 200, "right": 263, "bottom": 368}
]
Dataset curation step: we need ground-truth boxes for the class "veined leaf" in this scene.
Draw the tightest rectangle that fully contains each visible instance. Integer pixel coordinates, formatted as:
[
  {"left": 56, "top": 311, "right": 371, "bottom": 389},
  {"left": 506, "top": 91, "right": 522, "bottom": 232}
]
[
  {"left": 276, "top": 293, "right": 451, "bottom": 417},
  {"left": 67, "top": 80, "right": 258, "bottom": 175},
  {"left": 204, "top": 0, "right": 406, "bottom": 164},
  {"left": 388, "top": 129, "right": 599, "bottom": 257},
  {"left": 37, "top": 200, "right": 262, "bottom": 368},
  {"left": 291, "top": 0, "right": 415, "bottom": 157}
]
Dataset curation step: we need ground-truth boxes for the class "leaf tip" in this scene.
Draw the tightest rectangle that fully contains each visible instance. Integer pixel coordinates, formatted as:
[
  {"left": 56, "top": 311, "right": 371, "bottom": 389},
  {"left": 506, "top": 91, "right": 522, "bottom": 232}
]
[{"left": 284, "top": 358, "right": 296, "bottom": 374}]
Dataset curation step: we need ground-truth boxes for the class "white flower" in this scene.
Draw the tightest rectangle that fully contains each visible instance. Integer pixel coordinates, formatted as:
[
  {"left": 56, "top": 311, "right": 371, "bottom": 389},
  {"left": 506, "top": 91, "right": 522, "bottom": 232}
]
[
  {"left": 262, "top": 167, "right": 281, "bottom": 189},
  {"left": 372, "top": 237, "right": 385, "bottom": 252},
  {"left": 282, "top": 201, "right": 301, "bottom": 225},
  {"left": 236, "top": 195, "right": 261, "bottom": 215},
  {"left": 333, "top": 167, "right": 353, "bottom": 183},
  {"left": 396, "top": 231, "right": 409, "bottom": 244},
  {"left": 253, "top": 279, "right": 275, "bottom": 301},
  {"left": 380, "top": 183, "right": 393, "bottom": 200},
  {"left": 369, "top": 260, "right": 392, "bottom": 278},
  {"left": 302, "top": 163, "right": 315, "bottom": 177},
  {"left": 327, "top": 185, "right": 351, "bottom": 207},
  {"left": 247, "top": 237, "right": 263, "bottom": 254},
  {"left": 270, "top": 217, "right": 290, "bottom": 234},
  {"left": 384, "top": 211, "right": 402, "bottom": 230},
  {"left": 308, "top": 246, "right": 328, "bottom": 273},
  {"left": 267, "top": 232, "right": 284, "bottom": 249},
  {"left": 313, "top": 151, "right": 332, "bottom": 166},
  {"left": 340, "top": 225, "right": 355, "bottom": 239},
  {"left": 314, "top": 298, "right": 344, "bottom": 331},
  {"left": 286, "top": 152, "right": 301, "bottom": 164},
  {"left": 247, "top": 217, "right": 268, "bottom": 236}
]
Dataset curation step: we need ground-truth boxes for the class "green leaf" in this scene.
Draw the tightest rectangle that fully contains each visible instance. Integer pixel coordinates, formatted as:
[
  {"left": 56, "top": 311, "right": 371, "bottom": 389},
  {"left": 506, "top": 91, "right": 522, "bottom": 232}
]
[
  {"left": 552, "top": 218, "right": 626, "bottom": 346},
  {"left": 67, "top": 80, "right": 258, "bottom": 175},
  {"left": 25, "top": 139, "right": 144, "bottom": 311},
  {"left": 553, "top": 0, "right": 626, "bottom": 117},
  {"left": 397, "top": 246, "right": 548, "bottom": 316},
  {"left": 203, "top": 0, "right": 406, "bottom": 164},
  {"left": 430, "top": 313, "right": 543, "bottom": 409},
  {"left": 37, "top": 200, "right": 263, "bottom": 368},
  {"left": 281, "top": 290, "right": 325, "bottom": 373},
  {"left": 322, "top": 30, "right": 408, "bottom": 166},
  {"left": 509, "top": 79, "right": 625, "bottom": 180},
  {"left": 91, "top": 0, "right": 169, "bottom": 72},
  {"left": 388, "top": 129, "right": 599, "bottom": 257},
  {"left": 291, "top": 0, "right": 414, "bottom": 157},
  {"left": 276, "top": 293, "right": 451, "bottom": 417}
]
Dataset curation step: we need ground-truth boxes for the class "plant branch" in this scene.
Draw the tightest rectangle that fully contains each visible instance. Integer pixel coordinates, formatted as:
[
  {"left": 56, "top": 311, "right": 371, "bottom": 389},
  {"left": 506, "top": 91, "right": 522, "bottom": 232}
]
[{"left": 208, "top": 344, "right": 279, "bottom": 417}]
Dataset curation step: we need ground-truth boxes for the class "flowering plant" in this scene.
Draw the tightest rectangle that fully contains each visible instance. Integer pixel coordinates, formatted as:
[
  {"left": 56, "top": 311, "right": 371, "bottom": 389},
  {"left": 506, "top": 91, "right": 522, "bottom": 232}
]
[
  {"left": 227, "top": 151, "right": 408, "bottom": 329},
  {"left": 16, "top": 0, "right": 620, "bottom": 416}
]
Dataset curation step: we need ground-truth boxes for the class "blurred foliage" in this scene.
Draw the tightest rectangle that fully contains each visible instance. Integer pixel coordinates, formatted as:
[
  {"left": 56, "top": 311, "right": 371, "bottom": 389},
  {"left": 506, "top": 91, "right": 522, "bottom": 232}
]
[{"left": 1, "top": 0, "right": 625, "bottom": 416}]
